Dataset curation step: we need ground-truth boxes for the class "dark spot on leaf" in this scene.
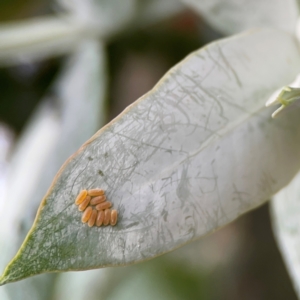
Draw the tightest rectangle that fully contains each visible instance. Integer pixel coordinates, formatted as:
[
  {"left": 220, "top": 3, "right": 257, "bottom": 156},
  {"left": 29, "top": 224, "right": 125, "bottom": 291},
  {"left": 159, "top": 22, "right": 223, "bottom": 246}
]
[
  {"left": 104, "top": 152, "right": 109, "bottom": 158},
  {"left": 88, "top": 156, "right": 93, "bottom": 161},
  {"left": 124, "top": 222, "right": 139, "bottom": 229},
  {"left": 98, "top": 170, "right": 104, "bottom": 176},
  {"left": 162, "top": 209, "right": 168, "bottom": 221}
]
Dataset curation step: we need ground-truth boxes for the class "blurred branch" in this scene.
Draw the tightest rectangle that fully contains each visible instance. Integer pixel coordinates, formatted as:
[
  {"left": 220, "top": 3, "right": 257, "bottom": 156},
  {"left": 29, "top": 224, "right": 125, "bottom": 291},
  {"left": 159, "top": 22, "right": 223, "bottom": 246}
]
[
  {"left": 0, "top": 0, "right": 186, "bottom": 67},
  {"left": 0, "top": 15, "right": 97, "bottom": 67},
  {"left": 133, "top": 0, "right": 184, "bottom": 28}
]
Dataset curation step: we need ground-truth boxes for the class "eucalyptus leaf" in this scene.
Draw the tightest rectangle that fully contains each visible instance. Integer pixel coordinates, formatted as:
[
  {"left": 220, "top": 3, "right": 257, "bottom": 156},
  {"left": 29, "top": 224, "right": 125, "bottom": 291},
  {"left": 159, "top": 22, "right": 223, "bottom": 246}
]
[
  {"left": 182, "top": 0, "right": 298, "bottom": 35},
  {"left": 2, "top": 28, "right": 300, "bottom": 284},
  {"left": 271, "top": 171, "right": 300, "bottom": 297}
]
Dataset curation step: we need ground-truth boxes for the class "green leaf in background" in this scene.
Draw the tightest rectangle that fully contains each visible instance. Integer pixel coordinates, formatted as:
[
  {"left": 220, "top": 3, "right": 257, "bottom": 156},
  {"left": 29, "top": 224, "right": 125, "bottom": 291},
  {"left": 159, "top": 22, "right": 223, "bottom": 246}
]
[
  {"left": 271, "top": 171, "right": 300, "bottom": 297},
  {"left": 182, "top": 0, "right": 298, "bottom": 35},
  {"left": 2, "top": 28, "right": 300, "bottom": 284}
]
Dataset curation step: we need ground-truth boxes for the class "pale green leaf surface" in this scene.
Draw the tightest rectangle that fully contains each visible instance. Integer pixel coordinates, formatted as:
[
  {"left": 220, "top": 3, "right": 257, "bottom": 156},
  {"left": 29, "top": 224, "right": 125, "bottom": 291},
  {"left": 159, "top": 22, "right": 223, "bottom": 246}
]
[
  {"left": 183, "top": 0, "right": 298, "bottom": 35},
  {"left": 271, "top": 171, "right": 300, "bottom": 297},
  {"left": 2, "top": 28, "right": 300, "bottom": 284}
]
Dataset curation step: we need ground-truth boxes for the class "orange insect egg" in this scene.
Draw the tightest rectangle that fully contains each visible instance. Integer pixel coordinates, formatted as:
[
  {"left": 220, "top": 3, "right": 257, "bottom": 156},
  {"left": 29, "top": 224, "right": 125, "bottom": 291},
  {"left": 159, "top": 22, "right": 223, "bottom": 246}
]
[
  {"left": 87, "top": 189, "right": 105, "bottom": 197},
  {"left": 96, "top": 210, "right": 105, "bottom": 227},
  {"left": 103, "top": 209, "right": 111, "bottom": 225},
  {"left": 95, "top": 201, "right": 112, "bottom": 211},
  {"left": 81, "top": 206, "right": 93, "bottom": 223},
  {"left": 110, "top": 210, "right": 118, "bottom": 226},
  {"left": 78, "top": 196, "right": 91, "bottom": 211},
  {"left": 90, "top": 195, "right": 106, "bottom": 205},
  {"left": 75, "top": 189, "right": 88, "bottom": 205},
  {"left": 88, "top": 209, "right": 97, "bottom": 227}
]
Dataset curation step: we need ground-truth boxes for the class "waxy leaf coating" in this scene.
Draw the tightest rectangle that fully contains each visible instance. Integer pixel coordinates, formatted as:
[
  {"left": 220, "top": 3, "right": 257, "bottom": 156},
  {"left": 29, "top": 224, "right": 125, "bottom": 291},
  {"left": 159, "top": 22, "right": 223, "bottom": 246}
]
[{"left": 2, "top": 28, "right": 300, "bottom": 284}]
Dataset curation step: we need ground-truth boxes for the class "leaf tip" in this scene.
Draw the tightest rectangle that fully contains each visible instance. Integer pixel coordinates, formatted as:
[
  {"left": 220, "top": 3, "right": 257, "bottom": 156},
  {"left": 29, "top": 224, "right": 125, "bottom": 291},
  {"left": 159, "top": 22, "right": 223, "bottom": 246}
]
[{"left": 0, "top": 272, "right": 9, "bottom": 286}]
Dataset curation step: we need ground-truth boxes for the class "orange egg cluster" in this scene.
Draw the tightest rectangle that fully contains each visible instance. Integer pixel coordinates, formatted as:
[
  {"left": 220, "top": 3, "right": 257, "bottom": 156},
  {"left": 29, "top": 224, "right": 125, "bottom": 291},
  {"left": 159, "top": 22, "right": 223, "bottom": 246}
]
[{"left": 75, "top": 189, "right": 118, "bottom": 227}]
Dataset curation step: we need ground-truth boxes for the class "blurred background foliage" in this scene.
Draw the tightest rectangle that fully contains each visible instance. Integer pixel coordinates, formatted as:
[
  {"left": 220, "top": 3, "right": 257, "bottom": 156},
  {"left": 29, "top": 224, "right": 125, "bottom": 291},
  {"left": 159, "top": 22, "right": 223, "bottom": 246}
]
[{"left": 0, "top": 0, "right": 297, "bottom": 299}]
